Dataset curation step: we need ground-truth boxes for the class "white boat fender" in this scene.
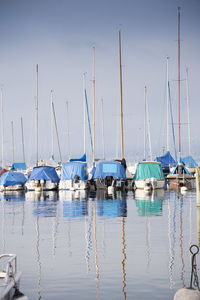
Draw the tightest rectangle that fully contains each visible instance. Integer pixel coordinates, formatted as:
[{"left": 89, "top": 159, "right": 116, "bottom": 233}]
[
  {"left": 108, "top": 186, "right": 115, "bottom": 194},
  {"left": 174, "top": 245, "right": 200, "bottom": 300},
  {"left": 181, "top": 186, "right": 188, "bottom": 193},
  {"left": 174, "top": 288, "right": 200, "bottom": 300}
]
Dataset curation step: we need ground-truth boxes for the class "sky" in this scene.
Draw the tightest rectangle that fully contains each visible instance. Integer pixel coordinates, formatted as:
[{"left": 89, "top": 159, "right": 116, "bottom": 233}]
[{"left": 0, "top": 0, "right": 200, "bottom": 164}]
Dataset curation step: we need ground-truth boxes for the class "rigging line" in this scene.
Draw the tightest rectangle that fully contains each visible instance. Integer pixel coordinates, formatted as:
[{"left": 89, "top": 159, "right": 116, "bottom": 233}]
[
  {"left": 85, "top": 89, "right": 93, "bottom": 155},
  {"left": 168, "top": 82, "right": 177, "bottom": 162}
]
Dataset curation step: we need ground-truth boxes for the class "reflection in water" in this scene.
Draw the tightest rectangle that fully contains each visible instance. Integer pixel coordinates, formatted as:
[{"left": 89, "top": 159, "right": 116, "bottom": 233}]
[
  {"left": 85, "top": 200, "right": 93, "bottom": 272},
  {"left": 134, "top": 189, "right": 164, "bottom": 217},
  {"left": 146, "top": 217, "right": 151, "bottom": 271},
  {"left": 26, "top": 191, "right": 59, "bottom": 218},
  {"left": 96, "top": 191, "right": 127, "bottom": 218},
  {"left": 167, "top": 192, "right": 176, "bottom": 289},
  {"left": 121, "top": 217, "right": 127, "bottom": 300},
  {"left": 60, "top": 190, "right": 88, "bottom": 218},
  {"left": 179, "top": 193, "right": 185, "bottom": 287},
  {"left": 93, "top": 201, "right": 100, "bottom": 300},
  {"left": 35, "top": 216, "right": 41, "bottom": 300}
]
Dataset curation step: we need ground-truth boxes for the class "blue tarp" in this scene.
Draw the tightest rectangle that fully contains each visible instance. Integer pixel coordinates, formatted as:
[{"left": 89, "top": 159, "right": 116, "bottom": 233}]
[
  {"left": 93, "top": 161, "right": 126, "bottom": 179},
  {"left": 155, "top": 151, "right": 176, "bottom": 167},
  {"left": 11, "top": 162, "right": 27, "bottom": 170},
  {"left": 61, "top": 162, "right": 88, "bottom": 180},
  {"left": 170, "top": 157, "right": 189, "bottom": 175},
  {"left": 28, "top": 166, "right": 60, "bottom": 183},
  {"left": 0, "top": 171, "right": 27, "bottom": 186},
  {"left": 182, "top": 156, "right": 198, "bottom": 168},
  {"left": 69, "top": 153, "right": 86, "bottom": 162}
]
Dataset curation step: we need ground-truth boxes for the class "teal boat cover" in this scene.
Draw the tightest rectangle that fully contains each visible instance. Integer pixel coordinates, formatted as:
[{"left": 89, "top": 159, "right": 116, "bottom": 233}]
[
  {"left": 93, "top": 161, "right": 126, "bottom": 179},
  {"left": 61, "top": 162, "right": 88, "bottom": 180},
  {"left": 28, "top": 166, "right": 60, "bottom": 183},
  {"left": 134, "top": 162, "right": 165, "bottom": 180},
  {"left": 11, "top": 162, "right": 27, "bottom": 170},
  {"left": 0, "top": 171, "right": 27, "bottom": 186}
]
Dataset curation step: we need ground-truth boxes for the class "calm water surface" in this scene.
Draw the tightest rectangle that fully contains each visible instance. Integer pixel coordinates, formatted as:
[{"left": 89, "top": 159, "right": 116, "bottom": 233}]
[{"left": 0, "top": 189, "right": 199, "bottom": 299}]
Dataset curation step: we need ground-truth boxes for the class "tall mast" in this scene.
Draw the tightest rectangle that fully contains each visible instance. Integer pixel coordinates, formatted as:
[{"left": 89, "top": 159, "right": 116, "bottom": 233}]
[
  {"left": 119, "top": 30, "right": 124, "bottom": 160},
  {"left": 144, "top": 86, "right": 147, "bottom": 160},
  {"left": 52, "top": 101, "right": 62, "bottom": 163},
  {"left": 36, "top": 64, "right": 39, "bottom": 166},
  {"left": 178, "top": 7, "right": 181, "bottom": 158},
  {"left": 21, "top": 117, "right": 25, "bottom": 162},
  {"left": 11, "top": 121, "right": 14, "bottom": 164},
  {"left": 101, "top": 98, "right": 105, "bottom": 160},
  {"left": 186, "top": 68, "right": 191, "bottom": 156},
  {"left": 146, "top": 89, "right": 152, "bottom": 161},
  {"left": 50, "top": 89, "right": 54, "bottom": 159},
  {"left": 0, "top": 88, "right": 5, "bottom": 168},
  {"left": 92, "top": 47, "right": 95, "bottom": 163},
  {"left": 166, "top": 57, "right": 170, "bottom": 152},
  {"left": 66, "top": 101, "right": 71, "bottom": 160},
  {"left": 83, "top": 73, "right": 86, "bottom": 154}
]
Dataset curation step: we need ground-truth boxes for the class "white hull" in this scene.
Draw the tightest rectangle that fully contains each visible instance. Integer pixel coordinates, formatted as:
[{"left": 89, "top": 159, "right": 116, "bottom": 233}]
[
  {"left": 59, "top": 179, "right": 88, "bottom": 191},
  {"left": 135, "top": 178, "right": 165, "bottom": 190},
  {"left": 25, "top": 180, "right": 58, "bottom": 191},
  {"left": 0, "top": 184, "right": 24, "bottom": 192}
]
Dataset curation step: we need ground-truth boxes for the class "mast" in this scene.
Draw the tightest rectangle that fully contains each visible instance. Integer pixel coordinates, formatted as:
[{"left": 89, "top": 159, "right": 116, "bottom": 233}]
[
  {"left": 50, "top": 89, "right": 54, "bottom": 159},
  {"left": 144, "top": 86, "right": 147, "bottom": 160},
  {"left": 83, "top": 73, "right": 86, "bottom": 154},
  {"left": 0, "top": 88, "right": 5, "bottom": 168},
  {"left": 178, "top": 7, "right": 181, "bottom": 158},
  {"left": 52, "top": 101, "right": 62, "bottom": 163},
  {"left": 101, "top": 98, "right": 105, "bottom": 160},
  {"left": 36, "top": 64, "right": 39, "bottom": 166},
  {"left": 186, "top": 68, "right": 191, "bottom": 156},
  {"left": 11, "top": 121, "right": 14, "bottom": 164},
  {"left": 146, "top": 88, "right": 152, "bottom": 161},
  {"left": 119, "top": 30, "right": 124, "bottom": 160},
  {"left": 92, "top": 47, "right": 95, "bottom": 163},
  {"left": 166, "top": 57, "right": 170, "bottom": 152},
  {"left": 66, "top": 101, "right": 71, "bottom": 160},
  {"left": 21, "top": 117, "right": 25, "bottom": 162}
]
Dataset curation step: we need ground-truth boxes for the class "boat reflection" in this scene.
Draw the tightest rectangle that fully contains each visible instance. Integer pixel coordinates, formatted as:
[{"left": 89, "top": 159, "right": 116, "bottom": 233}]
[
  {"left": 95, "top": 190, "right": 127, "bottom": 218},
  {"left": 134, "top": 189, "right": 165, "bottom": 217},
  {"left": 0, "top": 190, "right": 25, "bottom": 202},
  {"left": 25, "top": 191, "right": 59, "bottom": 218},
  {"left": 59, "top": 190, "right": 88, "bottom": 218}
]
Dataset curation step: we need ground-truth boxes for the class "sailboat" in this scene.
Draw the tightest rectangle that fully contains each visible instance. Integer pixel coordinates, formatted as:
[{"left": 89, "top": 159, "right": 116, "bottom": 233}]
[
  {"left": 134, "top": 87, "right": 165, "bottom": 191},
  {"left": 167, "top": 8, "right": 195, "bottom": 190},
  {"left": 92, "top": 31, "right": 127, "bottom": 193}
]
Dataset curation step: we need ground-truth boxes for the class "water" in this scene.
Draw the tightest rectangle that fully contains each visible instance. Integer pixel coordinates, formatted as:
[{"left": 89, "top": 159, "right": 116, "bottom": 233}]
[{"left": 0, "top": 189, "right": 199, "bottom": 300}]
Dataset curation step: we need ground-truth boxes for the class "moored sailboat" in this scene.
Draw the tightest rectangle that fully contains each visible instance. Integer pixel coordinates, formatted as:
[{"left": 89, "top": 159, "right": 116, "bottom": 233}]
[{"left": 134, "top": 161, "right": 165, "bottom": 191}]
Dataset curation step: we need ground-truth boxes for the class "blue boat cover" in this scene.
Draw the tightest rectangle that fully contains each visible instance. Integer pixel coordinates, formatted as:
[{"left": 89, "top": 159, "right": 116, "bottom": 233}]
[
  {"left": 61, "top": 162, "right": 88, "bottom": 180},
  {"left": 155, "top": 151, "right": 176, "bottom": 167},
  {"left": 93, "top": 161, "right": 126, "bottom": 179},
  {"left": 182, "top": 156, "right": 198, "bottom": 168},
  {"left": 11, "top": 162, "right": 27, "bottom": 170},
  {"left": 134, "top": 162, "right": 165, "bottom": 180},
  {"left": 69, "top": 153, "right": 86, "bottom": 162},
  {"left": 170, "top": 157, "right": 190, "bottom": 174},
  {"left": 0, "top": 171, "right": 27, "bottom": 186},
  {"left": 28, "top": 166, "right": 60, "bottom": 183}
]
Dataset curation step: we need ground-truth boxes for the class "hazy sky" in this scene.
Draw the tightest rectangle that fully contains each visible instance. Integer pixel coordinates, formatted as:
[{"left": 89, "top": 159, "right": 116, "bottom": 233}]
[{"left": 0, "top": 0, "right": 200, "bottom": 164}]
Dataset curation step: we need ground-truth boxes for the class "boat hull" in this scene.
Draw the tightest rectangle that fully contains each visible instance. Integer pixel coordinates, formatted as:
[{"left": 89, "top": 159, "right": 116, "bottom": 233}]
[
  {"left": 25, "top": 180, "right": 58, "bottom": 191},
  {"left": 0, "top": 185, "right": 24, "bottom": 192},
  {"left": 167, "top": 174, "right": 195, "bottom": 190},
  {"left": 59, "top": 180, "right": 89, "bottom": 191},
  {"left": 134, "top": 179, "right": 165, "bottom": 190}
]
